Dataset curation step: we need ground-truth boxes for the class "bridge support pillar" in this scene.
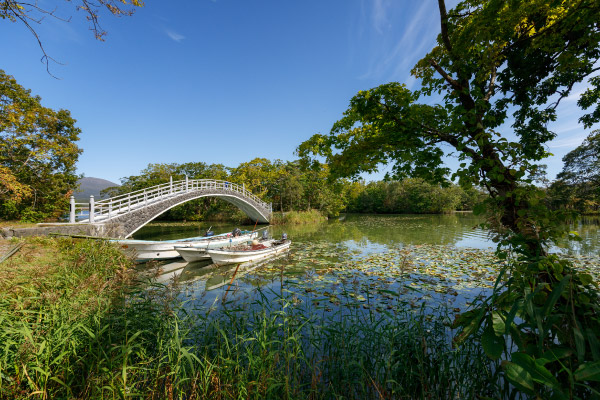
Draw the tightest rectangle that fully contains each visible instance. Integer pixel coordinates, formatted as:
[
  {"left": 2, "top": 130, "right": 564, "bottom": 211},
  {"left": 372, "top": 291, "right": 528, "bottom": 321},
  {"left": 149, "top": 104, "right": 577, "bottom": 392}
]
[
  {"left": 69, "top": 196, "right": 75, "bottom": 223},
  {"left": 89, "top": 195, "right": 95, "bottom": 223}
]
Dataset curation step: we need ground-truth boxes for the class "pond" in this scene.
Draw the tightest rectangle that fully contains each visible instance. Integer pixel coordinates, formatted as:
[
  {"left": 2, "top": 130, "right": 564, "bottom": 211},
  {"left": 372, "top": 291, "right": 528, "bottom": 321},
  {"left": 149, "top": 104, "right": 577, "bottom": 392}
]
[{"left": 134, "top": 213, "right": 600, "bottom": 315}]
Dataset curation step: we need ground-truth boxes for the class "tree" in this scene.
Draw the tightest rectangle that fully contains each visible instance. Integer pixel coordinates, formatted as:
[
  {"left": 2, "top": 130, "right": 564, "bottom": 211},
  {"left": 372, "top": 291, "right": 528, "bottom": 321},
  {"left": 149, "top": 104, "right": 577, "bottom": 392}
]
[
  {"left": 277, "top": 162, "right": 304, "bottom": 212},
  {"left": 2, "top": 0, "right": 143, "bottom": 70},
  {"left": 344, "top": 179, "right": 474, "bottom": 214},
  {"left": 0, "top": 69, "right": 82, "bottom": 221},
  {"left": 230, "top": 158, "right": 278, "bottom": 200},
  {"left": 550, "top": 130, "right": 600, "bottom": 213},
  {"left": 558, "top": 130, "right": 600, "bottom": 188},
  {"left": 298, "top": 1, "right": 600, "bottom": 396}
]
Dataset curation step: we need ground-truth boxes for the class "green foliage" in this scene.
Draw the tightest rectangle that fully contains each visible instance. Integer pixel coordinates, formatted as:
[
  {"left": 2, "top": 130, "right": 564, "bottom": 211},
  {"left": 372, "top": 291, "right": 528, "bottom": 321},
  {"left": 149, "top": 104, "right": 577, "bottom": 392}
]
[
  {"left": 453, "top": 252, "right": 600, "bottom": 398},
  {"left": 270, "top": 209, "right": 326, "bottom": 225},
  {"left": 549, "top": 130, "right": 600, "bottom": 214},
  {"left": 298, "top": 0, "right": 600, "bottom": 252},
  {"left": 346, "top": 179, "right": 485, "bottom": 214},
  {"left": 0, "top": 69, "right": 82, "bottom": 222}
]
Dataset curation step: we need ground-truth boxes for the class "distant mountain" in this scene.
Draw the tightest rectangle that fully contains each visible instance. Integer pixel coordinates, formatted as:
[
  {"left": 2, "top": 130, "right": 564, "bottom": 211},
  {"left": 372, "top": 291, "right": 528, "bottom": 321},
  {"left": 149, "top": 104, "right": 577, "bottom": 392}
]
[{"left": 75, "top": 177, "right": 120, "bottom": 201}]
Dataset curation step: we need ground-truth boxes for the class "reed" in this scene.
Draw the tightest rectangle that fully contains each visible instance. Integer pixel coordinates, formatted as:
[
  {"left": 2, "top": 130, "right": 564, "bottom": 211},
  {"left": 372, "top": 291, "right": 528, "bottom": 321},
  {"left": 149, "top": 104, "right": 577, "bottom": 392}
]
[
  {"left": 0, "top": 237, "right": 503, "bottom": 399},
  {"left": 270, "top": 210, "right": 327, "bottom": 225}
]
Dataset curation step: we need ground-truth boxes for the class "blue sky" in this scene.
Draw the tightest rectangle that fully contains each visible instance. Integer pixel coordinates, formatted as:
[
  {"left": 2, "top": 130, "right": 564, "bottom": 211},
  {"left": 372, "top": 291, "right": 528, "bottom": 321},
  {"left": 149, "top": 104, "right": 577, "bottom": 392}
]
[{"left": 1, "top": 0, "right": 597, "bottom": 184}]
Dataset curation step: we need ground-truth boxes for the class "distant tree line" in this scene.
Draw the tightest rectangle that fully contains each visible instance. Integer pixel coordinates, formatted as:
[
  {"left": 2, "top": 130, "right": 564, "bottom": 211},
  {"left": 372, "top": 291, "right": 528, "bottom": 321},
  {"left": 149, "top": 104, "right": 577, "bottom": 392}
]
[{"left": 346, "top": 179, "right": 484, "bottom": 214}]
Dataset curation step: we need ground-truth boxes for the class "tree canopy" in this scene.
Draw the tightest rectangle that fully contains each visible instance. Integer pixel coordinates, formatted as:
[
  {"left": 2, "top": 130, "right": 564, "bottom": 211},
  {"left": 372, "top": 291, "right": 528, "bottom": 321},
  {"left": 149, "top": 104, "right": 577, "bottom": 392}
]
[
  {"left": 0, "top": 69, "right": 82, "bottom": 221},
  {"left": 549, "top": 130, "right": 600, "bottom": 213},
  {"left": 558, "top": 130, "right": 600, "bottom": 187}
]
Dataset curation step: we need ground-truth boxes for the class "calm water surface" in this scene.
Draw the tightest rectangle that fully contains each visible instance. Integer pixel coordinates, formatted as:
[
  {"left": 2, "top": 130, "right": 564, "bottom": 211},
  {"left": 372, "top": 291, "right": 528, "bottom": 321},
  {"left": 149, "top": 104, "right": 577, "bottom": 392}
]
[
  {"left": 135, "top": 213, "right": 491, "bottom": 247},
  {"left": 134, "top": 214, "right": 600, "bottom": 313},
  {"left": 134, "top": 213, "right": 600, "bottom": 255}
]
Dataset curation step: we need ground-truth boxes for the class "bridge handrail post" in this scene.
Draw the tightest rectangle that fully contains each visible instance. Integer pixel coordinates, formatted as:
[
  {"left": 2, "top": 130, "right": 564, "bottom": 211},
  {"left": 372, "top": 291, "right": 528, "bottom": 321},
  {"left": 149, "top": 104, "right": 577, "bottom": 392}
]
[
  {"left": 185, "top": 176, "right": 189, "bottom": 193},
  {"left": 170, "top": 176, "right": 173, "bottom": 195},
  {"left": 108, "top": 202, "right": 112, "bottom": 219},
  {"left": 128, "top": 194, "right": 131, "bottom": 212},
  {"left": 89, "top": 195, "right": 95, "bottom": 223},
  {"left": 69, "top": 196, "right": 75, "bottom": 223},
  {"left": 144, "top": 189, "right": 147, "bottom": 205}
]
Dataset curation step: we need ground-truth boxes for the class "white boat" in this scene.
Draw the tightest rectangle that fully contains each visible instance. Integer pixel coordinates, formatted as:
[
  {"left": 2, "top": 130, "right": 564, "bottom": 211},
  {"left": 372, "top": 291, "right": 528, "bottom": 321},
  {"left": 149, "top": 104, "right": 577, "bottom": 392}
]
[
  {"left": 174, "top": 246, "right": 212, "bottom": 262},
  {"left": 207, "top": 239, "right": 291, "bottom": 266},
  {"left": 116, "top": 229, "right": 258, "bottom": 261},
  {"left": 175, "top": 235, "right": 268, "bottom": 262},
  {"left": 175, "top": 229, "right": 270, "bottom": 262}
]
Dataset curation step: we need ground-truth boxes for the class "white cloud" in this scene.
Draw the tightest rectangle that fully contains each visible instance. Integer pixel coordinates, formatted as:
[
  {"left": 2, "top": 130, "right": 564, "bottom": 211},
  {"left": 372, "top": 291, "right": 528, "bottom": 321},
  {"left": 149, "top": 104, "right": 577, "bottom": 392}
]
[
  {"left": 357, "top": 1, "right": 439, "bottom": 82},
  {"left": 371, "top": 0, "right": 391, "bottom": 34},
  {"left": 165, "top": 29, "right": 185, "bottom": 42},
  {"left": 548, "top": 134, "right": 586, "bottom": 149}
]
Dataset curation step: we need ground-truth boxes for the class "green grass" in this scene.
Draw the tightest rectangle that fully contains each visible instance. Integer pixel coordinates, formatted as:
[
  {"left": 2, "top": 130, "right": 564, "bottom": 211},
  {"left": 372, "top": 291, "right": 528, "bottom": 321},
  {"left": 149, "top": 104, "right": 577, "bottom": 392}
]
[
  {"left": 0, "top": 221, "right": 38, "bottom": 229},
  {"left": 271, "top": 210, "right": 327, "bottom": 225},
  {"left": 0, "top": 237, "right": 504, "bottom": 399}
]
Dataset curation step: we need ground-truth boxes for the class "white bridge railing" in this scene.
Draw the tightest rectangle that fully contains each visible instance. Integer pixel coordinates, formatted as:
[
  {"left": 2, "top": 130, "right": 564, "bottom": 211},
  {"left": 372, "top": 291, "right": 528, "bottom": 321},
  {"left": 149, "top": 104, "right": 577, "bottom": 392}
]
[{"left": 69, "top": 178, "right": 272, "bottom": 223}]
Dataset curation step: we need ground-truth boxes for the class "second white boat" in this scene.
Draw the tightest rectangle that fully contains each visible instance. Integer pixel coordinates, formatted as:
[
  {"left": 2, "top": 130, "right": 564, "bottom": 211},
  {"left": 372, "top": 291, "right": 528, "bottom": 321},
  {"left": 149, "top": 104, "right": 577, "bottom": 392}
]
[{"left": 207, "top": 239, "right": 291, "bottom": 266}]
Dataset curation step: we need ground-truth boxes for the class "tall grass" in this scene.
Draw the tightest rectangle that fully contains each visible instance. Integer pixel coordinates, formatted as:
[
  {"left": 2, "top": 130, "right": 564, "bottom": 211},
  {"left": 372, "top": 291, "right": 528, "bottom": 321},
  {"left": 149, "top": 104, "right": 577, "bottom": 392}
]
[
  {"left": 271, "top": 210, "right": 327, "bottom": 225},
  {"left": 0, "top": 237, "right": 502, "bottom": 399}
]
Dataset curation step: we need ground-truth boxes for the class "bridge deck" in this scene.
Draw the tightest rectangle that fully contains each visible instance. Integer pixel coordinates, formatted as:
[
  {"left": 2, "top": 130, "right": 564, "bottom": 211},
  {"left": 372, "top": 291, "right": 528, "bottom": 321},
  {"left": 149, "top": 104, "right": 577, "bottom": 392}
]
[{"left": 63, "top": 179, "right": 272, "bottom": 238}]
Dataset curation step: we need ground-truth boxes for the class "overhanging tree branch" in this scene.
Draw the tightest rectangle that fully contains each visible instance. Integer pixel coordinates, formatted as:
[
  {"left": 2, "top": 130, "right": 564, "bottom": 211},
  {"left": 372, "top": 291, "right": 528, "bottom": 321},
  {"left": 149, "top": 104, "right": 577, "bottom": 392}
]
[
  {"left": 429, "top": 59, "right": 462, "bottom": 91},
  {"left": 437, "top": 0, "right": 453, "bottom": 54}
]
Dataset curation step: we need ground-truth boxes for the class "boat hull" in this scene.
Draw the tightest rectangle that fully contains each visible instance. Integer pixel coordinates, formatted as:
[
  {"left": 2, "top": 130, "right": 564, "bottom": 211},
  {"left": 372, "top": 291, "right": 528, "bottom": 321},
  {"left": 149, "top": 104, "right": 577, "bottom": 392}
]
[
  {"left": 174, "top": 247, "right": 211, "bottom": 262},
  {"left": 117, "top": 231, "right": 257, "bottom": 261},
  {"left": 207, "top": 240, "right": 291, "bottom": 266}
]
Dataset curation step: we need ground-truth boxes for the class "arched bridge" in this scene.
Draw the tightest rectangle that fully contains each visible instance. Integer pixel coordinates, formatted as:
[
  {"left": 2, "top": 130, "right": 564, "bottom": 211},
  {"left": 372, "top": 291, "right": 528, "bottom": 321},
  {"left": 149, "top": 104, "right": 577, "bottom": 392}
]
[{"left": 68, "top": 178, "right": 272, "bottom": 238}]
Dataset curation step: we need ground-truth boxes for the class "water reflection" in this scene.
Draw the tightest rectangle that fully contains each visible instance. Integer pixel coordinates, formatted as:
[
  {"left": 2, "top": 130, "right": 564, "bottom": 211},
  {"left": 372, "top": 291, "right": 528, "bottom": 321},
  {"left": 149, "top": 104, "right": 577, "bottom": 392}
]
[
  {"left": 134, "top": 214, "right": 491, "bottom": 250},
  {"left": 135, "top": 213, "right": 599, "bottom": 260},
  {"left": 554, "top": 216, "right": 600, "bottom": 256},
  {"left": 136, "top": 213, "right": 598, "bottom": 313},
  {"left": 268, "top": 214, "right": 491, "bottom": 250}
]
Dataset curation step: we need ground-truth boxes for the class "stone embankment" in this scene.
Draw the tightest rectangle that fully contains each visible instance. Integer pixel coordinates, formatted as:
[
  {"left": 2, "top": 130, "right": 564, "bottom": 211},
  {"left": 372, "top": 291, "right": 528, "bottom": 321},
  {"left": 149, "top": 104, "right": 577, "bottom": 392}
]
[{"left": 1, "top": 223, "right": 126, "bottom": 239}]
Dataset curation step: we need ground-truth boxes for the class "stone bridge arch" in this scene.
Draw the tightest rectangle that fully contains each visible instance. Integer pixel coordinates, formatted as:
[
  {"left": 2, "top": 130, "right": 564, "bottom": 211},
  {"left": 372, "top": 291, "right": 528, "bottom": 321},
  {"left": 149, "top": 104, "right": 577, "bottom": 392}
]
[
  {"left": 65, "top": 179, "right": 272, "bottom": 238},
  {"left": 112, "top": 189, "right": 270, "bottom": 237}
]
